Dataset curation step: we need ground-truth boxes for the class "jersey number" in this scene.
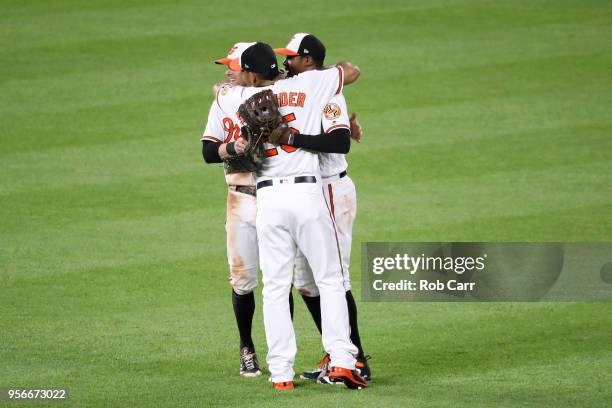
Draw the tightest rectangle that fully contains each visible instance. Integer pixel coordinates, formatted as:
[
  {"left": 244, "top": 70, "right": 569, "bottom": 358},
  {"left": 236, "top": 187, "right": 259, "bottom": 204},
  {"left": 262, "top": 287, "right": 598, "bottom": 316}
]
[{"left": 265, "top": 113, "right": 298, "bottom": 157}]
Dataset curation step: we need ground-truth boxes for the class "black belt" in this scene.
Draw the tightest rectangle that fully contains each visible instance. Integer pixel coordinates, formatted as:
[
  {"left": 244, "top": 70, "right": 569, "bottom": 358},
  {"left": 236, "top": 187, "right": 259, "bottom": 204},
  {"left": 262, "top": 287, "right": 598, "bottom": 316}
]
[
  {"left": 339, "top": 170, "right": 347, "bottom": 178},
  {"left": 230, "top": 185, "right": 257, "bottom": 196},
  {"left": 256, "top": 176, "right": 317, "bottom": 190}
]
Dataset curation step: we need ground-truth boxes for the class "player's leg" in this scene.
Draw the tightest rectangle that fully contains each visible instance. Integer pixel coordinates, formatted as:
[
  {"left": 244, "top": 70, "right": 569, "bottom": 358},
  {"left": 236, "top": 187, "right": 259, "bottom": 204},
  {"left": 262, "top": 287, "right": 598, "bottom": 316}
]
[
  {"left": 293, "top": 253, "right": 332, "bottom": 381},
  {"left": 294, "top": 252, "right": 330, "bottom": 381},
  {"left": 226, "top": 188, "right": 261, "bottom": 377},
  {"left": 325, "top": 176, "right": 371, "bottom": 380},
  {"left": 293, "top": 251, "right": 322, "bottom": 333},
  {"left": 293, "top": 182, "right": 357, "bottom": 372},
  {"left": 256, "top": 186, "right": 298, "bottom": 383}
]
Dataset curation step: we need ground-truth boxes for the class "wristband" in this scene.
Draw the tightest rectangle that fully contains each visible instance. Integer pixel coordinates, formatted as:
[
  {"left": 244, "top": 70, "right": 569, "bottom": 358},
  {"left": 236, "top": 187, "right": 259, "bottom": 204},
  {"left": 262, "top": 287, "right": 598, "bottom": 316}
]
[
  {"left": 288, "top": 133, "right": 295, "bottom": 146},
  {"left": 226, "top": 142, "right": 237, "bottom": 156}
]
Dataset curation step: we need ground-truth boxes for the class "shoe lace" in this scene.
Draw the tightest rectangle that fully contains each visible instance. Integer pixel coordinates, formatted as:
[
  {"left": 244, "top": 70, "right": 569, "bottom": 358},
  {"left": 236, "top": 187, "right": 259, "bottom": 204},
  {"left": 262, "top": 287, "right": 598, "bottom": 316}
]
[
  {"left": 317, "top": 353, "right": 331, "bottom": 370},
  {"left": 242, "top": 349, "right": 257, "bottom": 371}
]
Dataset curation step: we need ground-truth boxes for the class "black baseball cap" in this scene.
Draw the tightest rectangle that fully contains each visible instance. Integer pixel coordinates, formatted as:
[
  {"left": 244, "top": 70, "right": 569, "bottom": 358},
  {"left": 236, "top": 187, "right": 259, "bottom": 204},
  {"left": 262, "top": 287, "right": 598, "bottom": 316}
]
[
  {"left": 229, "top": 42, "right": 279, "bottom": 78},
  {"left": 274, "top": 33, "right": 326, "bottom": 61}
]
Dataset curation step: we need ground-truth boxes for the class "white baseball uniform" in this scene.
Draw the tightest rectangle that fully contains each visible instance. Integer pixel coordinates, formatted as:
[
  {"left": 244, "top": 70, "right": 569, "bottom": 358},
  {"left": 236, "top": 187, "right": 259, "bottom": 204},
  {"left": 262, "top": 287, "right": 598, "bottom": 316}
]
[
  {"left": 293, "top": 93, "right": 356, "bottom": 297},
  {"left": 234, "top": 66, "right": 357, "bottom": 382},
  {"left": 201, "top": 85, "right": 259, "bottom": 295}
]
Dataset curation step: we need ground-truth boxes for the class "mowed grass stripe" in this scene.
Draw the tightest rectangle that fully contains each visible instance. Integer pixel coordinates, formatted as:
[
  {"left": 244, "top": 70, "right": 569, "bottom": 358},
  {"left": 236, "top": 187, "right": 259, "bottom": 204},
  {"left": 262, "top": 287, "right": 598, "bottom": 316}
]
[
  {"left": 358, "top": 161, "right": 611, "bottom": 218},
  {"left": 386, "top": 203, "right": 612, "bottom": 241},
  {"left": 0, "top": 126, "right": 208, "bottom": 193},
  {"left": 0, "top": 171, "right": 219, "bottom": 226},
  {"left": 363, "top": 53, "right": 612, "bottom": 112},
  {"left": 0, "top": 207, "right": 225, "bottom": 280},
  {"left": 356, "top": 94, "right": 612, "bottom": 145}
]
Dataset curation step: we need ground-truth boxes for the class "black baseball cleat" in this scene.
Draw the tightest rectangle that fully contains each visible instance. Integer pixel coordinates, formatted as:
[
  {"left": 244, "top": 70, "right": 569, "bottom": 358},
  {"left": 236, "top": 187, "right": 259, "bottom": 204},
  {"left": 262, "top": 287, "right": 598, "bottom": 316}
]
[
  {"left": 356, "top": 355, "right": 372, "bottom": 382},
  {"left": 328, "top": 366, "right": 369, "bottom": 389},
  {"left": 300, "top": 353, "right": 330, "bottom": 381},
  {"left": 239, "top": 347, "right": 262, "bottom": 377}
]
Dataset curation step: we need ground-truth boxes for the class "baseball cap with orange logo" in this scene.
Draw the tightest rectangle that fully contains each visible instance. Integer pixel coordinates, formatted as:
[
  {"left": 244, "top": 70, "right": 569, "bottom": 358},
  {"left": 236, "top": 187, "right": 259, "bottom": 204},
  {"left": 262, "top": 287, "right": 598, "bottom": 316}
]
[
  {"left": 214, "top": 42, "right": 256, "bottom": 68},
  {"left": 274, "top": 33, "right": 326, "bottom": 61}
]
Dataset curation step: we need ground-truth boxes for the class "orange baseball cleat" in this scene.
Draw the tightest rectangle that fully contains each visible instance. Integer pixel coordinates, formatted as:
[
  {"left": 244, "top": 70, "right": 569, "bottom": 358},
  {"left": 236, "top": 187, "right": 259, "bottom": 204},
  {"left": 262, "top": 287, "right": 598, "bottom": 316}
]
[
  {"left": 328, "top": 366, "right": 369, "bottom": 389},
  {"left": 272, "top": 381, "right": 294, "bottom": 390}
]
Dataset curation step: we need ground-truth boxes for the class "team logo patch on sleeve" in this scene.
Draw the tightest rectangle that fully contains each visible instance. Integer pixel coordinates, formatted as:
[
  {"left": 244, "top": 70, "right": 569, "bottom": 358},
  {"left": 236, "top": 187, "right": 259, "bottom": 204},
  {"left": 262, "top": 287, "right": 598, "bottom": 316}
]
[{"left": 323, "top": 103, "right": 341, "bottom": 120}]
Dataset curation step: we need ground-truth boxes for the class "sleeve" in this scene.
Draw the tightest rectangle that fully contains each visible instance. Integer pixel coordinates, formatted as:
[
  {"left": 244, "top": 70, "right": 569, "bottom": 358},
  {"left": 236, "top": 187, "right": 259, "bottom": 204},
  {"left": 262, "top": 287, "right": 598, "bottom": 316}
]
[
  {"left": 321, "top": 93, "right": 350, "bottom": 134},
  {"left": 202, "top": 140, "right": 223, "bottom": 163},
  {"left": 311, "top": 65, "right": 344, "bottom": 101},
  {"left": 200, "top": 91, "right": 226, "bottom": 143},
  {"left": 291, "top": 128, "right": 350, "bottom": 154}
]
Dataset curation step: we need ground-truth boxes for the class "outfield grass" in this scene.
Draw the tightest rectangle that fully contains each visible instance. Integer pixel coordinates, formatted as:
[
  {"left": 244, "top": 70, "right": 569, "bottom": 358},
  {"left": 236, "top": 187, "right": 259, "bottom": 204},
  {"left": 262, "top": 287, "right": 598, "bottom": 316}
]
[{"left": 1, "top": 0, "right": 611, "bottom": 406}]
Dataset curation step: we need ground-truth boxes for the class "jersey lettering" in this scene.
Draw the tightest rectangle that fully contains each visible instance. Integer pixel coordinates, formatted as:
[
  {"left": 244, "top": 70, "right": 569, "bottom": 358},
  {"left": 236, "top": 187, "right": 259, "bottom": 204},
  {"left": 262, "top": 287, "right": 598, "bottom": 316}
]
[
  {"left": 274, "top": 92, "right": 306, "bottom": 108},
  {"left": 222, "top": 117, "right": 241, "bottom": 143}
]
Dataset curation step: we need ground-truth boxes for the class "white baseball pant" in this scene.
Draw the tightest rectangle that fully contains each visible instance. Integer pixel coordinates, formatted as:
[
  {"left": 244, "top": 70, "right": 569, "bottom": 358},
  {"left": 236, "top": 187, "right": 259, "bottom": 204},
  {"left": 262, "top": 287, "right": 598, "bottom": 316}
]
[
  {"left": 226, "top": 187, "right": 258, "bottom": 295},
  {"left": 256, "top": 177, "right": 357, "bottom": 382},
  {"left": 293, "top": 174, "right": 357, "bottom": 296}
]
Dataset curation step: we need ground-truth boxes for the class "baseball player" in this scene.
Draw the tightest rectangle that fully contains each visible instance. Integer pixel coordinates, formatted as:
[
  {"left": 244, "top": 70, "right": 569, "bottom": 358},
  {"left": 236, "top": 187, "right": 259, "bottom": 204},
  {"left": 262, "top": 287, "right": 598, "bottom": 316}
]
[
  {"left": 224, "top": 42, "right": 368, "bottom": 390},
  {"left": 274, "top": 33, "right": 371, "bottom": 382},
  {"left": 201, "top": 42, "right": 264, "bottom": 378}
]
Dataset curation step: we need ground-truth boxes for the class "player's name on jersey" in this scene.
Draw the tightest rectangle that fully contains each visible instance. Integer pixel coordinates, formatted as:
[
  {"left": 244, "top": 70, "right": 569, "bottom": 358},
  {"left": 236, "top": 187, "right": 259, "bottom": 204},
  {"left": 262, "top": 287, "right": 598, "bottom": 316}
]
[
  {"left": 372, "top": 279, "right": 476, "bottom": 292},
  {"left": 272, "top": 91, "right": 306, "bottom": 108}
]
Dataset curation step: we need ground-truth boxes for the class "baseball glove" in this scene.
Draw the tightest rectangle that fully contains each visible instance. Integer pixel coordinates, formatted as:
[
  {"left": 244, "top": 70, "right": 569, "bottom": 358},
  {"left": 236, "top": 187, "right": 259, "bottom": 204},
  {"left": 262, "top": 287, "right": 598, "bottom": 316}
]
[
  {"left": 223, "top": 124, "right": 266, "bottom": 174},
  {"left": 238, "top": 89, "right": 289, "bottom": 146}
]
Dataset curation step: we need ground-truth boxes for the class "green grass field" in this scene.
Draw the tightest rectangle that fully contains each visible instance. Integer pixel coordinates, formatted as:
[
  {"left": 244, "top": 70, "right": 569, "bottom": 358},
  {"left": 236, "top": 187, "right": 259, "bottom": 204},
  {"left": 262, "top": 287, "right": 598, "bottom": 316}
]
[{"left": 2, "top": 0, "right": 611, "bottom": 406}]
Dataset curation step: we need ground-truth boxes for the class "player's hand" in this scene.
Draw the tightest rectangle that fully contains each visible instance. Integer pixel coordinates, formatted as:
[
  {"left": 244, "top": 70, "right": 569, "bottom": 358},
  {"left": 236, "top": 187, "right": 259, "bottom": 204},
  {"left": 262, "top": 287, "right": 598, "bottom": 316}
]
[
  {"left": 270, "top": 126, "right": 291, "bottom": 145},
  {"left": 235, "top": 137, "right": 248, "bottom": 154},
  {"left": 349, "top": 113, "right": 362, "bottom": 143}
]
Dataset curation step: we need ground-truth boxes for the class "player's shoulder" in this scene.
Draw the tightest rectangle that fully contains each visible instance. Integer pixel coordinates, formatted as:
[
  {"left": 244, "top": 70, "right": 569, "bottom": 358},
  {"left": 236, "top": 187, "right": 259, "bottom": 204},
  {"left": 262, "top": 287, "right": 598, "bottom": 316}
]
[
  {"left": 215, "top": 84, "right": 249, "bottom": 112},
  {"left": 279, "top": 67, "right": 343, "bottom": 93},
  {"left": 290, "top": 66, "right": 341, "bottom": 82},
  {"left": 327, "top": 92, "right": 347, "bottom": 104}
]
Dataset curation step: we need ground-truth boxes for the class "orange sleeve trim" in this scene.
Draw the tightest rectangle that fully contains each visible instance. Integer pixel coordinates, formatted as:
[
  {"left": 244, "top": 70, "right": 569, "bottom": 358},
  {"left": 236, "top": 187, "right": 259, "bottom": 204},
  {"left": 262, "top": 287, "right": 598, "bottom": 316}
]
[
  {"left": 335, "top": 65, "right": 343, "bottom": 95},
  {"left": 325, "top": 124, "right": 350, "bottom": 133},
  {"left": 201, "top": 135, "right": 222, "bottom": 142}
]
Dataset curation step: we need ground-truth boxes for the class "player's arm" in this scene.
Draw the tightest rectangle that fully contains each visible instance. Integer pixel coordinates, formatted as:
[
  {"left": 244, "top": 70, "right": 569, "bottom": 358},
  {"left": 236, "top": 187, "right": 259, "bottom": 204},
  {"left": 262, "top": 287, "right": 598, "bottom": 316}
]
[
  {"left": 349, "top": 112, "right": 362, "bottom": 142},
  {"left": 201, "top": 100, "right": 226, "bottom": 163},
  {"left": 334, "top": 61, "right": 360, "bottom": 85},
  {"left": 202, "top": 140, "right": 223, "bottom": 163},
  {"left": 201, "top": 96, "right": 247, "bottom": 163},
  {"left": 281, "top": 92, "right": 352, "bottom": 152},
  {"left": 288, "top": 128, "right": 350, "bottom": 154},
  {"left": 202, "top": 138, "right": 248, "bottom": 163}
]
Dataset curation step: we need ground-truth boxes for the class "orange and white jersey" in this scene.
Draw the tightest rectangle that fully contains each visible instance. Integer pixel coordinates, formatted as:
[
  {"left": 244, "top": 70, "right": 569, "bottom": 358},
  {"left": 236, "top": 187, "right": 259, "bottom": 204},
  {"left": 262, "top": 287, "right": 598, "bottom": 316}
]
[
  {"left": 236, "top": 66, "right": 345, "bottom": 180},
  {"left": 201, "top": 84, "right": 256, "bottom": 186},
  {"left": 319, "top": 93, "right": 350, "bottom": 178}
]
